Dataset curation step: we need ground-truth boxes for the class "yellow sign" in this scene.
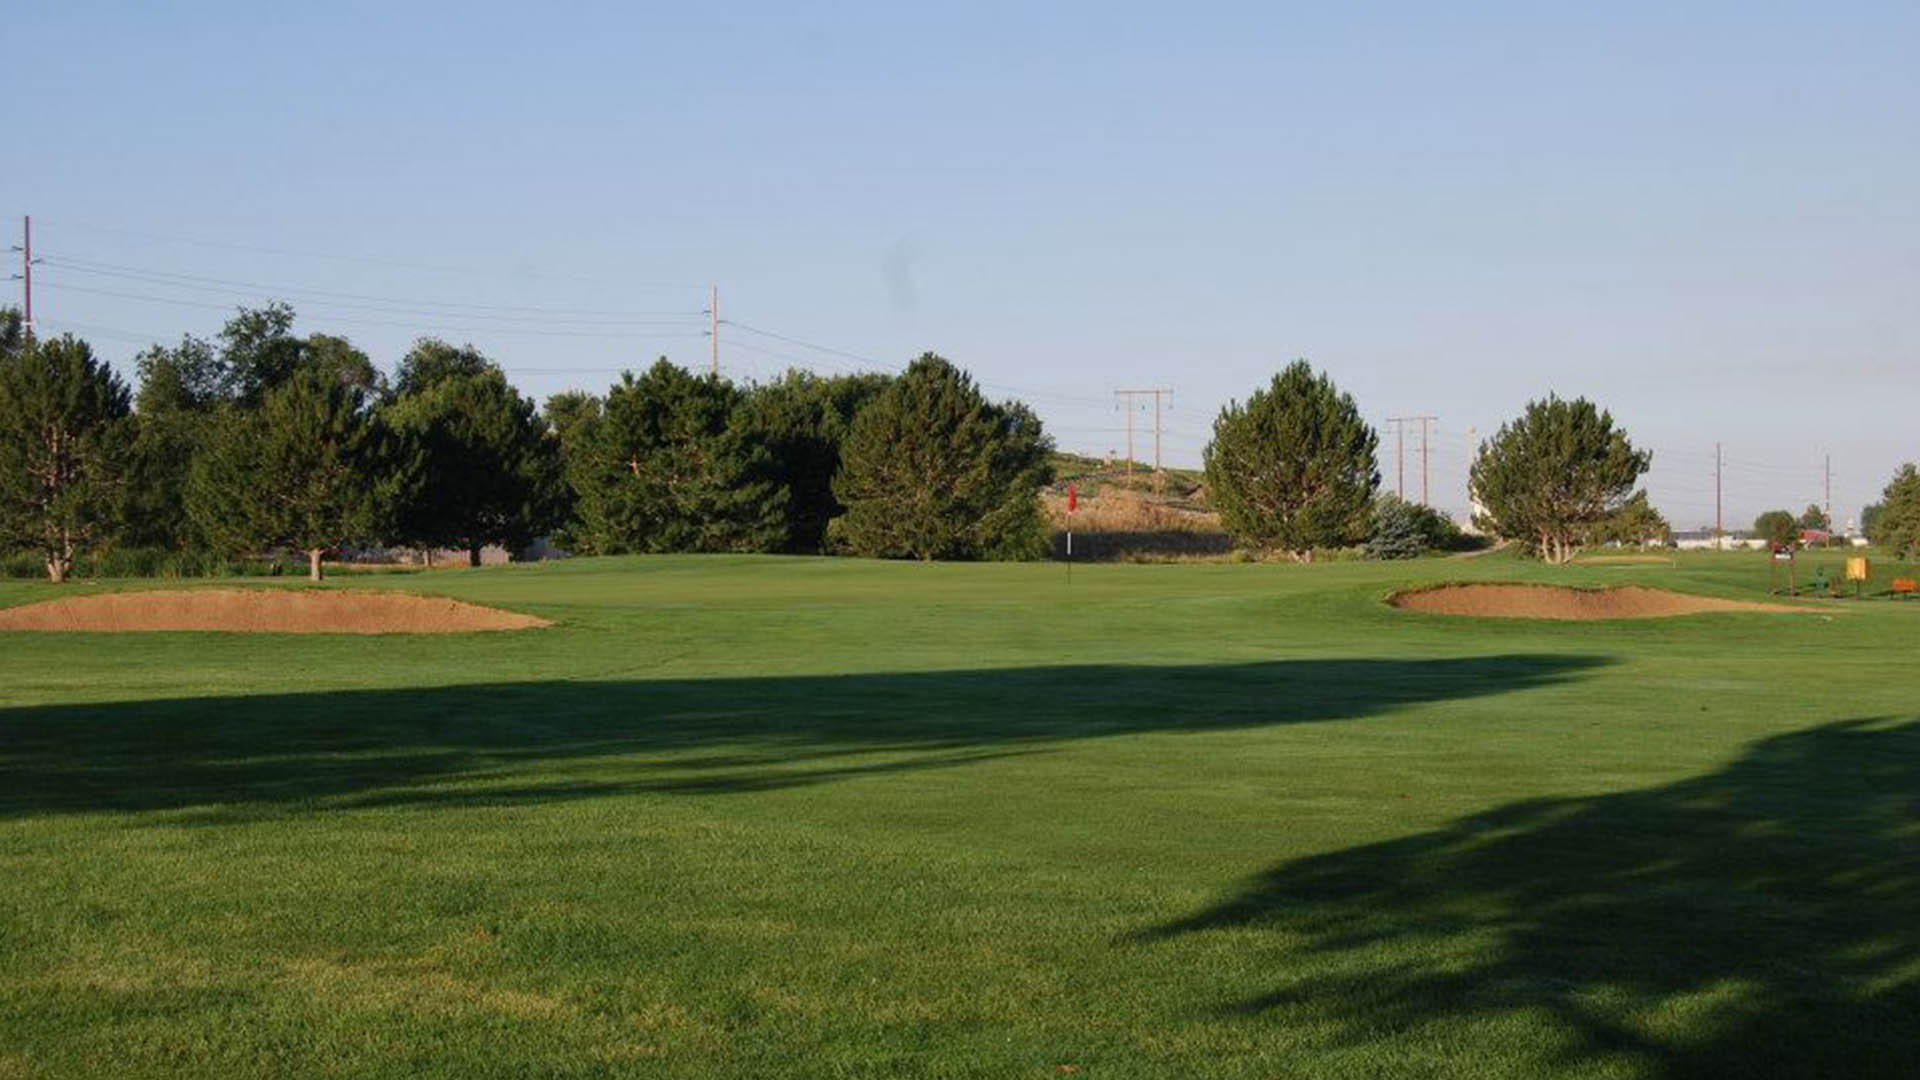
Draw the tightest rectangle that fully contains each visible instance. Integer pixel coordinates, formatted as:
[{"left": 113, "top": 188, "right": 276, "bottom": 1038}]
[{"left": 1846, "top": 557, "right": 1871, "bottom": 582}]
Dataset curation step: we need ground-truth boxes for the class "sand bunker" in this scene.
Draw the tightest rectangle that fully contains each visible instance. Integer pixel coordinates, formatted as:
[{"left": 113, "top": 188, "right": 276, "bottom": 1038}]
[
  {"left": 1389, "top": 583, "right": 1807, "bottom": 621},
  {"left": 0, "top": 589, "right": 550, "bottom": 634}
]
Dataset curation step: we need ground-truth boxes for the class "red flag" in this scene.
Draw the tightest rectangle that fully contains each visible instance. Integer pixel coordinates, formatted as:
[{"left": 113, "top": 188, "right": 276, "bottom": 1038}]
[{"left": 1067, "top": 483, "right": 1078, "bottom": 513}]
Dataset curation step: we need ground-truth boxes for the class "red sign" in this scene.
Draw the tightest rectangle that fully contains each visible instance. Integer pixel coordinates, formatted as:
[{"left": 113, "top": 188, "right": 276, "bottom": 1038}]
[{"left": 1067, "top": 483, "right": 1078, "bottom": 514}]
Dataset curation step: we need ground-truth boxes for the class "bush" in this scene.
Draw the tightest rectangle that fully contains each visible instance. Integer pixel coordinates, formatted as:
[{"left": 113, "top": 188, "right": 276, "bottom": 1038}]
[
  {"left": 1368, "top": 496, "right": 1467, "bottom": 560},
  {"left": 1369, "top": 498, "right": 1432, "bottom": 560}
]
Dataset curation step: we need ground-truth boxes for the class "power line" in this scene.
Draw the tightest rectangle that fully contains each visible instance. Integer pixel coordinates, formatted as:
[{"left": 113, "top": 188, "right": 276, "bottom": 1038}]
[
  {"left": 39, "top": 273, "right": 706, "bottom": 329},
  {"left": 36, "top": 216, "right": 707, "bottom": 290},
  {"left": 1114, "top": 388, "right": 1173, "bottom": 482},
  {"left": 1384, "top": 416, "right": 1438, "bottom": 504},
  {"left": 39, "top": 254, "right": 707, "bottom": 321},
  {"left": 722, "top": 319, "right": 887, "bottom": 369},
  {"left": 36, "top": 281, "right": 707, "bottom": 339}
]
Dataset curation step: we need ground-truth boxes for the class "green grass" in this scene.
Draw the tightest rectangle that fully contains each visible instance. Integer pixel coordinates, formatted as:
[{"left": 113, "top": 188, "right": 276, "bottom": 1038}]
[{"left": 1, "top": 552, "right": 1916, "bottom": 1078}]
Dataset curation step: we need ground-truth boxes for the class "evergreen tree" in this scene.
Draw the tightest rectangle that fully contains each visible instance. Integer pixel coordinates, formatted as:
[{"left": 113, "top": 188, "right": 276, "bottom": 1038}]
[
  {"left": 1368, "top": 496, "right": 1432, "bottom": 560},
  {"left": 1861, "top": 501, "right": 1885, "bottom": 543},
  {"left": 127, "top": 335, "right": 222, "bottom": 549},
  {"left": 1471, "top": 396, "right": 1650, "bottom": 564},
  {"left": 385, "top": 355, "right": 564, "bottom": 564},
  {"left": 570, "top": 359, "right": 787, "bottom": 553},
  {"left": 739, "top": 370, "right": 892, "bottom": 553},
  {"left": 1872, "top": 464, "right": 1920, "bottom": 559},
  {"left": 543, "top": 390, "right": 602, "bottom": 554},
  {"left": 186, "top": 366, "right": 392, "bottom": 580},
  {"left": 1, "top": 308, "right": 25, "bottom": 360},
  {"left": 1203, "top": 361, "right": 1378, "bottom": 561},
  {"left": 1797, "top": 503, "right": 1831, "bottom": 535},
  {"left": 0, "top": 334, "right": 134, "bottom": 583},
  {"left": 832, "top": 354, "right": 1053, "bottom": 561}
]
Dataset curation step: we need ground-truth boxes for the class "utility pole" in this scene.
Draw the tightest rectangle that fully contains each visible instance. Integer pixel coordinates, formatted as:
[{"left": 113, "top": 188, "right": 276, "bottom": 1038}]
[
  {"left": 9, "top": 215, "right": 33, "bottom": 340},
  {"left": 707, "top": 285, "right": 719, "bottom": 377},
  {"left": 1715, "top": 442, "right": 1724, "bottom": 548},
  {"left": 1389, "top": 418, "right": 1405, "bottom": 498},
  {"left": 1385, "top": 416, "right": 1438, "bottom": 504},
  {"left": 1466, "top": 426, "right": 1478, "bottom": 520},
  {"left": 1824, "top": 452, "right": 1833, "bottom": 545},
  {"left": 1114, "top": 388, "right": 1171, "bottom": 481}
]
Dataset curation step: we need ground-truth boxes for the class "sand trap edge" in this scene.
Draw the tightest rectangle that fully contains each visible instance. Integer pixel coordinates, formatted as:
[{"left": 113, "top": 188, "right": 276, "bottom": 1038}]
[
  {"left": 1386, "top": 583, "right": 1812, "bottom": 621},
  {"left": 0, "top": 588, "right": 553, "bottom": 635}
]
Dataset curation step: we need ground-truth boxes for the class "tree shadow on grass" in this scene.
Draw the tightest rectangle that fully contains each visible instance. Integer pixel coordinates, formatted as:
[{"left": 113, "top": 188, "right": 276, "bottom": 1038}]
[
  {"left": 1137, "top": 716, "right": 1920, "bottom": 1078},
  {"left": 0, "top": 654, "right": 1604, "bottom": 820}
]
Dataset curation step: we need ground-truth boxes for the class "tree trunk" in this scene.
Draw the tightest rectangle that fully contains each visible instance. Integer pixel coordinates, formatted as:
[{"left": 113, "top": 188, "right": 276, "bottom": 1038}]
[
  {"left": 468, "top": 544, "right": 482, "bottom": 568},
  {"left": 308, "top": 549, "right": 324, "bottom": 582},
  {"left": 46, "top": 530, "right": 74, "bottom": 584}
]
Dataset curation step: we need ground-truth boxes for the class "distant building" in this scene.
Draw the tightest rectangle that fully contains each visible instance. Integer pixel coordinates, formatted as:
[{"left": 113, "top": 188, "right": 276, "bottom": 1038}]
[{"left": 1672, "top": 529, "right": 1766, "bottom": 551}]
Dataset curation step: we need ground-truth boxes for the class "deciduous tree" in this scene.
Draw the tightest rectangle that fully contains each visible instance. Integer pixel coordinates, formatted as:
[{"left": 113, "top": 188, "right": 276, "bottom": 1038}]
[
  {"left": 393, "top": 339, "right": 491, "bottom": 399},
  {"left": 1203, "top": 361, "right": 1378, "bottom": 561},
  {"left": 1603, "top": 491, "right": 1670, "bottom": 547},
  {"left": 217, "top": 303, "right": 306, "bottom": 404},
  {"left": 1753, "top": 510, "right": 1798, "bottom": 548},
  {"left": 127, "top": 335, "right": 221, "bottom": 550}
]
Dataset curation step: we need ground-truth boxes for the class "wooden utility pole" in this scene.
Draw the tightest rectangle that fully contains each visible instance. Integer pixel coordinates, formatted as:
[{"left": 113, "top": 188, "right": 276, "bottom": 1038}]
[
  {"left": 1824, "top": 452, "right": 1832, "bottom": 543},
  {"left": 1385, "top": 416, "right": 1437, "bottom": 504},
  {"left": 707, "top": 285, "right": 719, "bottom": 376},
  {"left": 1715, "top": 442, "right": 1724, "bottom": 548},
  {"left": 10, "top": 215, "right": 32, "bottom": 340},
  {"left": 1466, "top": 426, "right": 1478, "bottom": 518},
  {"left": 1114, "top": 388, "right": 1171, "bottom": 480},
  {"left": 1390, "top": 418, "right": 1404, "bottom": 498}
]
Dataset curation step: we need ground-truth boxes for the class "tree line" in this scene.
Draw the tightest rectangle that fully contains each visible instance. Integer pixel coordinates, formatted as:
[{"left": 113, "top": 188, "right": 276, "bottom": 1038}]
[
  {"left": 0, "top": 305, "right": 1052, "bottom": 582},
  {"left": 1198, "top": 360, "right": 1918, "bottom": 564},
  {"left": 5, "top": 304, "right": 1915, "bottom": 582},
  {"left": 1200, "top": 361, "right": 1661, "bottom": 564}
]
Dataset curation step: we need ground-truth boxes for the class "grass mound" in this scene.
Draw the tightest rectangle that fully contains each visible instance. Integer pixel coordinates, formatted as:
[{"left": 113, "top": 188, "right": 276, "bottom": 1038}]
[
  {"left": 0, "top": 588, "right": 549, "bottom": 634},
  {"left": 1389, "top": 583, "right": 1806, "bottom": 620}
]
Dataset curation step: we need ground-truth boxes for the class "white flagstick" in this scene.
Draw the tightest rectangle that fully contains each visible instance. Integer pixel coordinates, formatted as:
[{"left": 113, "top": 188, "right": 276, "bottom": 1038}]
[{"left": 1066, "top": 482, "right": 1077, "bottom": 584}]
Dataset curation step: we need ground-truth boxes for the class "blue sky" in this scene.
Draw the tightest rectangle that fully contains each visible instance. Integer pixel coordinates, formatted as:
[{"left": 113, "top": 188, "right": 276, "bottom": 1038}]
[{"left": 5, "top": 2, "right": 1915, "bottom": 528}]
